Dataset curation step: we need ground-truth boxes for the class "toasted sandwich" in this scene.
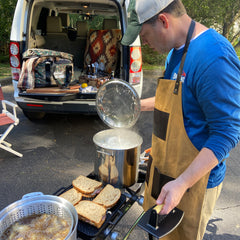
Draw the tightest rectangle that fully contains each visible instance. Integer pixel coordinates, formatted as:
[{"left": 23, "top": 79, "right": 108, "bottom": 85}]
[
  {"left": 75, "top": 200, "right": 106, "bottom": 228},
  {"left": 72, "top": 175, "right": 102, "bottom": 198},
  {"left": 59, "top": 188, "right": 82, "bottom": 206},
  {"left": 93, "top": 184, "right": 121, "bottom": 209}
]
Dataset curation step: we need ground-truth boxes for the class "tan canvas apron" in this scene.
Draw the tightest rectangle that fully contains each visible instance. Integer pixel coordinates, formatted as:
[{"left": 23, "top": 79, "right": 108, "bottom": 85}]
[{"left": 143, "top": 21, "right": 210, "bottom": 240}]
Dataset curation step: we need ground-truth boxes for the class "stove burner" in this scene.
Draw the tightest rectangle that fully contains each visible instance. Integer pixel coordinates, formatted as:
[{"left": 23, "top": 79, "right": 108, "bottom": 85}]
[{"left": 54, "top": 171, "right": 146, "bottom": 240}]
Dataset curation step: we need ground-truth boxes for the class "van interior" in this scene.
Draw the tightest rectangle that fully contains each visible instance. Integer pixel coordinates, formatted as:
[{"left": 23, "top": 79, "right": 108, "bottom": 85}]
[{"left": 28, "top": 0, "right": 122, "bottom": 82}]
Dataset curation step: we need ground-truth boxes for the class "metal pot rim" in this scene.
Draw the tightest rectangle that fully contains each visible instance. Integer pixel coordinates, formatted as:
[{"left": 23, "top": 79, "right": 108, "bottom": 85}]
[
  {"left": 93, "top": 129, "right": 143, "bottom": 150},
  {"left": 0, "top": 192, "right": 78, "bottom": 240}
]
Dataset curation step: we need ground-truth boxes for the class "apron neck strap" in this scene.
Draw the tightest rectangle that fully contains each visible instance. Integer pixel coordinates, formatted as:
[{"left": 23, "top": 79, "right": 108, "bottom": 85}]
[{"left": 173, "top": 20, "right": 196, "bottom": 95}]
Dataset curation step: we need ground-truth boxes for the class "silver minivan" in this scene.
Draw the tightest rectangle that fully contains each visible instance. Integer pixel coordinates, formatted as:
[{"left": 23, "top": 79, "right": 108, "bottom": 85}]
[{"left": 10, "top": 0, "right": 143, "bottom": 120}]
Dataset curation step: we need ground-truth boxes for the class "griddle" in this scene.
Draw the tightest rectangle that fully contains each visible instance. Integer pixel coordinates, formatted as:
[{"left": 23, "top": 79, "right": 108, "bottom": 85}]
[
  {"left": 54, "top": 172, "right": 146, "bottom": 240},
  {"left": 77, "top": 194, "right": 126, "bottom": 240},
  {"left": 54, "top": 170, "right": 184, "bottom": 239}
]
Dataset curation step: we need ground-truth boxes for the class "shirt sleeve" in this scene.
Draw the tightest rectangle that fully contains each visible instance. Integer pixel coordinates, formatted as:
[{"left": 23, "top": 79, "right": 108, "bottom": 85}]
[{"left": 195, "top": 52, "right": 240, "bottom": 161}]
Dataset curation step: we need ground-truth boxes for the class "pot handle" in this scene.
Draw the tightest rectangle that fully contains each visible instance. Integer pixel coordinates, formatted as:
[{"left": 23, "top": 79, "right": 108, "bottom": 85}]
[
  {"left": 22, "top": 192, "right": 44, "bottom": 199},
  {"left": 97, "top": 150, "right": 114, "bottom": 156}
]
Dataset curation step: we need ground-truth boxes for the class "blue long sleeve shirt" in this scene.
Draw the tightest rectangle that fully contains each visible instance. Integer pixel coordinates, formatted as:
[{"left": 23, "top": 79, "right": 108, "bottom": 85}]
[{"left": 164, "top": 29, "right": 240, "bottom": 188}]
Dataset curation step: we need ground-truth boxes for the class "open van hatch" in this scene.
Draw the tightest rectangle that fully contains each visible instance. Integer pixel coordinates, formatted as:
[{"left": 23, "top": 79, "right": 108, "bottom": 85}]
[{"left": 10, "top": 0, "right": 143, "bottom": 120}]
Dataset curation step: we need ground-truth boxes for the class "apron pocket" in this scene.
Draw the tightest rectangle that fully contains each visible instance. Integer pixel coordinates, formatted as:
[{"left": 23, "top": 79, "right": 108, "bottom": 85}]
[
  {"left": 145, "top": 154, "right": 153, "bottom": 185},
  {"left": 151, "top": 167, "right": 175, "bottom": 200},
  {"left": 153, "top": 109, "right": 169, "bottom": 141}
]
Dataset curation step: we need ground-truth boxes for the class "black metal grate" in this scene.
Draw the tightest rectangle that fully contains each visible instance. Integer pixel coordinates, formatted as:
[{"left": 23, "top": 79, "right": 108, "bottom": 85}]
[
  {"left": 54, "top": 172, "right": 146, "bottom": 240},
  {"left": 77, "top": 194, "right": 126, "bottom": 240}
]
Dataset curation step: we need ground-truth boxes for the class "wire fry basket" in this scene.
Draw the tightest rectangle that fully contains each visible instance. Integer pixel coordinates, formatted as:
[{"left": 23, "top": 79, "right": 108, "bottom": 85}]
[{"left": 0, "top": 192, "right": 77, "bottom": 239}]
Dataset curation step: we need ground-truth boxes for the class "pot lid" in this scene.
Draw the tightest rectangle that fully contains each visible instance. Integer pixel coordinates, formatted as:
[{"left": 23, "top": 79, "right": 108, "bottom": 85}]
[{"left": 96, "top": 79, "right": 141, "bottom": 128}]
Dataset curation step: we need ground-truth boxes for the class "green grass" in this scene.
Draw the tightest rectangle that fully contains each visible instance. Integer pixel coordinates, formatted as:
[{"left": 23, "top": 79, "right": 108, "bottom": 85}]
[
  {"left": 0, "top": 62, "right": 11, "bottom": 78},
  {"left": 142, "top": 63, "right": 164, "bottom": 71}
]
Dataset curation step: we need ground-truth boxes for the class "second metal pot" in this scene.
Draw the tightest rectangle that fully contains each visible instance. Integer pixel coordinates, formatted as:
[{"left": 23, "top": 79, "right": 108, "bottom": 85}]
[
  {"left": 0, "top": 192, "right": 78, "bottom": 240},
  {"left": 93, "top": 128, "right": 143, "bottom": 188}
]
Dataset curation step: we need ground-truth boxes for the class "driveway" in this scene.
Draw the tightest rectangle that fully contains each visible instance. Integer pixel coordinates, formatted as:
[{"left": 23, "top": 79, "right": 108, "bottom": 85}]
[{"left": 0, "top": 70, "right": 239, "bottom": 239}]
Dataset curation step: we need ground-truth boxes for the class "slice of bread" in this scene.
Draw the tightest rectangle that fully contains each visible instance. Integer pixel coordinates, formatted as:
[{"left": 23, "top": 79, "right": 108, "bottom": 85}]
[
  {"left": 59, "top": 188, "right": 82, "bottom": 206},
  {"left": 93, "top": 184, "right": 121, "bottom": 209},
  {"left": 75, "top": 200, "right": 106, "bottom": 228},
  {"left": 72, "top": 175, "right": 102, "bottom": 197}
]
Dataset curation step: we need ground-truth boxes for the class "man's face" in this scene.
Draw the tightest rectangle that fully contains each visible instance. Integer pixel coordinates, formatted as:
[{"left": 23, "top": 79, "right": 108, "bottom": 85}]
[{"left": 140, "top": 16, "right": 172, "bottom": 54}]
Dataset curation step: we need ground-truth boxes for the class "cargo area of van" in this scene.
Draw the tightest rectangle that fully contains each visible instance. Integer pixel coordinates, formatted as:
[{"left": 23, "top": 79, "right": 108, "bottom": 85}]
[
  {"left": 10, "top": 0, "right": 143, "bottom": 119},
  {"left": 22, "top": 1, "right": 124, "bottom": 92}
]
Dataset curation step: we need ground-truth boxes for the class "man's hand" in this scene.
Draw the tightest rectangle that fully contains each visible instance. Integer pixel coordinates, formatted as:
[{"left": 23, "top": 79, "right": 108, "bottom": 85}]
[
  {"left": 156, "top": 148, "right": 219, "bottom": 215},
  {"left": 156, "top": 178, "right": 188, "bottom": 214}
]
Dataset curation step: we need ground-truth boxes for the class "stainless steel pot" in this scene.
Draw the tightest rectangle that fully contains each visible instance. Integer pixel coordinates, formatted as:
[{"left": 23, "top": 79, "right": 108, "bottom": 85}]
[
  {"left": 0, "top": 192, "right": 78, "bottom": 240},
  {"left": 93, "top": 128, "right": 143, "bottom": 187}
]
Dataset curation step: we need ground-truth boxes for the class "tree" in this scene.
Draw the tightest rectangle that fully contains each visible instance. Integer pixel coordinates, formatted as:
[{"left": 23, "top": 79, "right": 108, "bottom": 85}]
[
  {"left": 0, "top": 0, "right": 17, "bottom": 54},
  {"left": 142, "top": 0, "right": 240, "bottom": 65},
  {"left": 183, "top": 0, "right": 240, "bottom": 46}
]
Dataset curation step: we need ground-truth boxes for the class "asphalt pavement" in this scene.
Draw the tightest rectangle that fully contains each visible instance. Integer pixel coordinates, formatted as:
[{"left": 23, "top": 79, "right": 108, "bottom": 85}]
[{"left": 0, "top": 72, "right": 239, "bottom": 239}]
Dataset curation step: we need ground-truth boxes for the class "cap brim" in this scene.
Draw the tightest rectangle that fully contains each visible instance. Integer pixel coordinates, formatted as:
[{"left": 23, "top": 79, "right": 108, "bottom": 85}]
[{"left": 121, "top": 23, "right": 142, "bottom": 46}]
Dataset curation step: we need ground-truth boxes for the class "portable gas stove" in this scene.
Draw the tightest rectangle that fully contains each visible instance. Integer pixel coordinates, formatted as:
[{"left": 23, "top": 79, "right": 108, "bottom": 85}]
[
  {"left": 54, "top": 171, "right": 146, "bottom": 240},
  {"left": 54, "top": 166, "right": 184, "bottom": 240}
]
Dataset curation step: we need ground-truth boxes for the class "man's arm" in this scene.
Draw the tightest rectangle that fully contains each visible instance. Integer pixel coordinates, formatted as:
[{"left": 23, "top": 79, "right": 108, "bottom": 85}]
[
  {"left": 156, "top": 147, "right": 219, "bottom": 214},
  {"left": 141, "top": 97, "right": 155, "bottom": 111}
]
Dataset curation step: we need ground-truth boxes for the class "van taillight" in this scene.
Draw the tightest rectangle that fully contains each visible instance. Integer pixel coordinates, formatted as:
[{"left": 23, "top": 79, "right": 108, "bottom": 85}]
[
  {"left": 129, "top": 46, "right": 142, "bottom": 85},
  {"left": 9, "top": 42, "right": 21, "bottom": 81}
]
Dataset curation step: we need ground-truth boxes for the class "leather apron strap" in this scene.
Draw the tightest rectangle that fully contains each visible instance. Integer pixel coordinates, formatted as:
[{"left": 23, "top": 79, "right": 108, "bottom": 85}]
[
  {"left": 143, "top": 20, "right": 210, "bottom": 240},
  {"left": 174, "top": 20, "right": 195, "bottom": 95}
]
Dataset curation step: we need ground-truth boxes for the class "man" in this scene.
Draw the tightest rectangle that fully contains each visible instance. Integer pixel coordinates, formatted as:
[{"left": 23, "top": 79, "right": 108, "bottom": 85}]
[{"left": 121, "top": 0, "right": 240, "bottom": 239}]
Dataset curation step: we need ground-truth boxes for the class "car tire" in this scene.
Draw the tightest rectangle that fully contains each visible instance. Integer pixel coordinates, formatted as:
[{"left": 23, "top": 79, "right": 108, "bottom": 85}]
[{"left": 23, "top": 111, "right": 46, "bottom": 120}]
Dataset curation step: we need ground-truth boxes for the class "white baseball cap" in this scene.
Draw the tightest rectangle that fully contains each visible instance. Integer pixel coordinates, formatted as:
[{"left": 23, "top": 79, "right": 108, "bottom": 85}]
[{"left": 121, "top": 0, "right": 174, "bottom": 45}]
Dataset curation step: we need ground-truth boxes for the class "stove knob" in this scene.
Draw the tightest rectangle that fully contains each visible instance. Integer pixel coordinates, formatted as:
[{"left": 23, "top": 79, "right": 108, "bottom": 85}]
[{"left": 110, "top": 231, "right": 120, "bottom": 240}]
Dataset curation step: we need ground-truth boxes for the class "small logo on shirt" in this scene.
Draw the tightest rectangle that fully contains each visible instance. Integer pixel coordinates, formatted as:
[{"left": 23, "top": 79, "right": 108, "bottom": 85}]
[{"left": 173, "top": 71, "right": 186, "bottom": 82}]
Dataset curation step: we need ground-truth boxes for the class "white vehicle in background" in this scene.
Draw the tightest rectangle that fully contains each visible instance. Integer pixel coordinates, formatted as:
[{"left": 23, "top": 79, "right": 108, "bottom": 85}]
[{"left": 10, "top": 0, "right": 143, "bottom": 120}]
